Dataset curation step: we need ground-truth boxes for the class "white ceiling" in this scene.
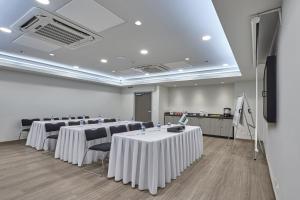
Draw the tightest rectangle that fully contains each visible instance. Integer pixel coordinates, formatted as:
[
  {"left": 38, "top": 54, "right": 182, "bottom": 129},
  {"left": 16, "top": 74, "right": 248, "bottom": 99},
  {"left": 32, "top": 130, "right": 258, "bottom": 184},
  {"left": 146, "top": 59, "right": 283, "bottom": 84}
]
[
  {"left": 0, "top": 0, "right": 281, "bottom": 86},
  {"left": 212, "top": 0, "right": 282, "bottom": 79}
]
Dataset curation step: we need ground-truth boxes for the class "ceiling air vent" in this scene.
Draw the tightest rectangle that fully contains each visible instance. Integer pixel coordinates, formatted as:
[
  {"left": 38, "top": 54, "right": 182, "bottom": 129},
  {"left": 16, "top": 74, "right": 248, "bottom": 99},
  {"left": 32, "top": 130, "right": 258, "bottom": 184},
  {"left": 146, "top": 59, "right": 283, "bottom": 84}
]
[
  {"left": 134, "top": 65, "right": 169, "bottom": 74},
  {"left": 14, "top": 8, "right": 102, "bottom": 49}
]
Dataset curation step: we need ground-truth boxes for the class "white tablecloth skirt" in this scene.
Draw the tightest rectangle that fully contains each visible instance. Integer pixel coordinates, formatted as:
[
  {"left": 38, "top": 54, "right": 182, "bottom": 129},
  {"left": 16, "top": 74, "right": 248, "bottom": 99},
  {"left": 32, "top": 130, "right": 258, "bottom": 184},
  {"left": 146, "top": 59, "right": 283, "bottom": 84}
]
[
  {"left": 25, "top": 121, "right": 58, "bottom": 151},
  {"left": 54, "top": 121, "right": 138, "bottom": 166},
  {"left": 107, "top": 126, "right": 203, "bottom": 195},
  {"left": 26, "top": 118, "right": 103, "bottom": 151}
]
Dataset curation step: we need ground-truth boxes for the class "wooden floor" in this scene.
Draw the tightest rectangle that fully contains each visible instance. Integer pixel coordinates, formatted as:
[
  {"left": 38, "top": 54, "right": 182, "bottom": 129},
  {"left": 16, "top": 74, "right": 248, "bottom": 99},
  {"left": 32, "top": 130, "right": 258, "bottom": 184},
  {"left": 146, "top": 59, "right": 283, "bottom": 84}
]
[{"left": 0, "top": 137, "right": 275, "bottom": 200}]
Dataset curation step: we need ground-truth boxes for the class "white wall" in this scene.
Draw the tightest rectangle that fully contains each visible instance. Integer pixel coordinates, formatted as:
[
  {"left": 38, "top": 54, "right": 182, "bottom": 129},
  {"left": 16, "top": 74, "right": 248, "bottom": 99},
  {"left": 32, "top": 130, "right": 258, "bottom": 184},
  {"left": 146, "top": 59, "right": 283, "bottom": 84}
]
[
  {"left": 168, "top": 84, "right": 235, "bottom": 114},
  {"left": 0, "top": 69, "right": 121, "bottom": 142},
  {"left": 263, "top": 0, "right": 300, "bottom": 199},
  {"left": 158, "top": 86, "right": 169, "bottom": 124}
]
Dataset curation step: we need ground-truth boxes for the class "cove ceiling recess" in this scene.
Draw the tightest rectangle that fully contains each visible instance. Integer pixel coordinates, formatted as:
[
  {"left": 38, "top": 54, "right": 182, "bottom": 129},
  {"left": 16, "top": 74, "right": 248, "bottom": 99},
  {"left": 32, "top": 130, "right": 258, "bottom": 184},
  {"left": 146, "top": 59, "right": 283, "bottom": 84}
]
[{"left": 0, "top": 0, "right": 240, "bottom": 86}]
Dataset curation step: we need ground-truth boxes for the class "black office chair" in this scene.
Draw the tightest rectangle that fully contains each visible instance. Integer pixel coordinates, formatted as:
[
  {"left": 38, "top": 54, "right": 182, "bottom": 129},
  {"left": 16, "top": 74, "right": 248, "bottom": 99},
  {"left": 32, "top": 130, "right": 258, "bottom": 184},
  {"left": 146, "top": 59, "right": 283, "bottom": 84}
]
[
  {"left": 77, "top": 116, "right": 84, "bottom": 119},
  {"left": 85, "top": 116, "right": 90, "bottom": 119},
  {"left": 61, "top": 117, "right": 69, "bottom": 120},
  {"left": 42, "top": 122, "right": 65, "bottom": 150},
  {"left": 53, "top": 117, "right": 59, "bottom": 120},
  {"left": 82, "top": 128, "right": 110, "bottom": 168},
  {"left": 142, "top": 122, "right": 154, "bottom": 128},
  {"left": 70, "top": 117, "right": 76, "bottom": 119},
  {"left": 128, "top": 123, "right": 142, "bottom": 131},
  {"left": 43, "top": 118, "right": 51, "bottom": 121},
  {"left": 19, "top": 118, "right": 40, "bottom": 139},
  {"left": 88, "top": 120, "right": 99, "bottom": 124},
  {"left": 104, "top": 118, "right": 117, "bottom": 123},
  {"left": 68, "top": 121, "right": 80, "bottom": 126},
  {"left": 109, "top": 125, "right": 127, "bottom": 135}
]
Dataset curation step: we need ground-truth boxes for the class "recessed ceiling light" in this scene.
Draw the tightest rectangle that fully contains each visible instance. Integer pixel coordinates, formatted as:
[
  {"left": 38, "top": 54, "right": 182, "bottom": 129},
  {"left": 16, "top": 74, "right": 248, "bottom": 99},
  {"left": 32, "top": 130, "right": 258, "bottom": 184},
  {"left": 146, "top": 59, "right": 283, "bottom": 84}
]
[
  {"left": 36, "top": 0, "right": 50, "bottom": 5},
  {"left": 100, "top": 59, "right": 108, "bottom": 63},
  {"left": 135, "top": 20, "right": 142, "bottom": 26},
  {"left": 185, "top": 58, "right": 190, "bottom": 61},
  {"left": 73, "top": 66, "right": 79, "bottom": 69},
  {"left": 178, "top": 69, "right": 183, "bottom": 72},
  {"left": 222, "top": 63, "right": 229, "bottom": 67},
  {"left": 145, "top": 73, "right": 150, "bottom": 76},
  {"left": 202, "top": 35, "right": 211, "bottom": 41},
  {"left": 140, "top": 49, "right": 148, "bottom": 55},
  {"left": 49, "top": 53, "right": 55, "bottom": 56},
  {"left": 220, "top": 82, "right": 225, "bottom": 84},
  {"left": 0, "top": 27, "right": 12, "bottom": 33}
]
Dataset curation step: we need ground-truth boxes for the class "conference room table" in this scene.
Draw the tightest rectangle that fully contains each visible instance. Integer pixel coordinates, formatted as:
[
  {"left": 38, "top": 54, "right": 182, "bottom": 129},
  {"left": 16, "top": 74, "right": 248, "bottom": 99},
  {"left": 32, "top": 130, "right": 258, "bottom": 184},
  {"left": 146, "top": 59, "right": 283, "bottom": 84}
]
[
  {"left": 54, "top": 121, "right": 140, "bottom": 166},
  {"left": 107, "top": 125, "right": 203, "bottom": 195},
  {"left": 26, "top": 117, "right": 104, "bottom": 151}
]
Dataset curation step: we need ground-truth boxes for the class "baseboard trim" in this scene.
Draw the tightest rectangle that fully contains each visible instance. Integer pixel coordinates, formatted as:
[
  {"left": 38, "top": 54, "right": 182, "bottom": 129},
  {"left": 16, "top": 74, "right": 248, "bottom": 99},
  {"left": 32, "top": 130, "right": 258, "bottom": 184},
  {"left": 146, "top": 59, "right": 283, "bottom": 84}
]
[{"left": 265, "top": 151, "right": 279, "bottom": 200}]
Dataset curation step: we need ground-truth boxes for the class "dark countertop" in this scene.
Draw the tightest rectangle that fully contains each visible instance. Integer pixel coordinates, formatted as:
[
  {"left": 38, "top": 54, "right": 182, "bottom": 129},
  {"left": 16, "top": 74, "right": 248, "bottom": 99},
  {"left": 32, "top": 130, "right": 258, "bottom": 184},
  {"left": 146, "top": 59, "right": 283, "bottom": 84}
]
[{"left": 164, "top": 112, "right": 233, "bottom": 119}]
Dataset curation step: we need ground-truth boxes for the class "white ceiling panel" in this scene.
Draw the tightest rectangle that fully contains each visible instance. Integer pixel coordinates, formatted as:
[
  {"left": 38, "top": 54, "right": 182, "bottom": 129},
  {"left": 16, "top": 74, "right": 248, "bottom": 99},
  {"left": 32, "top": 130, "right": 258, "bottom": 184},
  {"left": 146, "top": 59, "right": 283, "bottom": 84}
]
[
  {"left": 56, "top": 0, "right": 125, "bottom": 33},
  {"left": 13, "top": 35, "right": 61, "bottom": 52}
]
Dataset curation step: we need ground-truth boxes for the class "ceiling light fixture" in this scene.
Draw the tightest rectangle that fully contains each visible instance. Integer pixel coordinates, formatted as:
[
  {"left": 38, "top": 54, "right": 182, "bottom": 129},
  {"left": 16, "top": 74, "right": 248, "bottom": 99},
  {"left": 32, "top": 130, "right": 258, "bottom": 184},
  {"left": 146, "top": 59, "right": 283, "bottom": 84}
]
[
  {"left": 135, "top": 20, "right": 142, "bottom": 26},
  {"left": 36, "top": 0, "right": 50, "bottom": 5},
  {"left": 140, "top": 49, "right": 148, "bottom": 55},
  {"left": 222, "top": 63, "right": 229, "bottom": 67},
  {"left": 145, "top": 73, "right": 150, "bottom": 76},
  {"left": 202, "top": 35, "right": 211, "bottom": 41},
  {"left": 49, "top": 53, "right": 55, "bottom": 56},
  {"left": 0, "top": 27, "right": 12, "bottom": 33},
  {"left": 73, "top": 66, "right": 79, "bottom": 69},
  {"left": 185, "top": 58, "right": 190, "bottom": 61},
  {"left": 178, "top": 69, "right": 183, "bottom": 72},
  {"left": 100, "top": 59, "right": 108, "bottom": 63}
]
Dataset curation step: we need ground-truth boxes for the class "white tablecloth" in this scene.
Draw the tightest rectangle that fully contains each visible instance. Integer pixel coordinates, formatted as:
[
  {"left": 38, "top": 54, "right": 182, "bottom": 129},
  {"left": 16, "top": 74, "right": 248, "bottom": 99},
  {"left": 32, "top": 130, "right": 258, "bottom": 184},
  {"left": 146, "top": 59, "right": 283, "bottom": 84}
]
[
  {"left": 26, "top": 118, "right": 104, "bottom": 151},
  {"left": 107, "top": 125, "right": 203, "bottom": 195},
  {"left": 54, "top": 121, "right": 139, "bottom": 166}
]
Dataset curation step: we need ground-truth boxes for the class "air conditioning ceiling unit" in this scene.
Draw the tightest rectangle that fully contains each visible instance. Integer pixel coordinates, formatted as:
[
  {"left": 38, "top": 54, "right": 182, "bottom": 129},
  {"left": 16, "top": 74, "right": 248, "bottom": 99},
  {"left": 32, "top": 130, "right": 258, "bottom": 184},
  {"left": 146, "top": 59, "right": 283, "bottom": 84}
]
[
  {"left": 134, "top": 65, "right": 169, "bottom": 74},
  {"left": 14, "top": 8, "right": 102, "bottom": 49}
]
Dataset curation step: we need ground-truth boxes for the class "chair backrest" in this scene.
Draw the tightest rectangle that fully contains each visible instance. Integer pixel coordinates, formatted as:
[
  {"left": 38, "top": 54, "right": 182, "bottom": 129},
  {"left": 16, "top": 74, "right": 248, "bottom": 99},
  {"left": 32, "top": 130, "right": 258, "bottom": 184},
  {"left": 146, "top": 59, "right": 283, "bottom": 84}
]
[
  {"left": 109, "top": 125, "right": 127, "bottom": 135},
  {"left": 43, "top": 118, "right": 51, "bottom": 121},
  {"left": 128, "top": 123, "right": 142, "bottom": 131},
  {"left": 85, "top": 116, "right": 90, "bottom": 119},
  {"left": 45, "top": 122, "right": 65, "bottom": 132},
  {"left": 68, "top": 121, "right": 80, "bottom": 126},
  {"left": 77, "top": 116, "right": 83, "bottom": 119},
  {"left": 21, "top": 118, "right": 40, "bottom": 126},
  {"left": 142, "top": 122, "right": 154, "bottom": 128},
  {"left": 53, "top": 117, "right": 59, "bottom": 120},
  {"left": 104, "top": 118, "right": 116, "bottom": 123},
  {"left": 85, "top": 128, "right": 107, "bottom": 141},
  {"left": 70, "top": 117, "right": 76, "bottom": 119},
  {"left": 88, "top": 120, "right": 99, "bottom": 124},
  {"left": 61, "top": 117, "right": 69, "bottom": 120}
]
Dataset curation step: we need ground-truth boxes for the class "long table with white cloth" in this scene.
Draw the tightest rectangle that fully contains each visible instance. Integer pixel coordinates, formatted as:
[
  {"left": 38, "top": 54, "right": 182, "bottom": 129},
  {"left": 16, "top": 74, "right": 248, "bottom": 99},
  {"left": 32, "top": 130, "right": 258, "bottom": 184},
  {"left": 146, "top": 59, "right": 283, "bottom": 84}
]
[
  {"left": 107, "top": 125, "right": 203, "bottom": 195},
  {"left": 54, "top": 121, "right": 140, "bottom": 166},
  {"left": 26, "top": 118, "right": 103, "bottom": 151}
]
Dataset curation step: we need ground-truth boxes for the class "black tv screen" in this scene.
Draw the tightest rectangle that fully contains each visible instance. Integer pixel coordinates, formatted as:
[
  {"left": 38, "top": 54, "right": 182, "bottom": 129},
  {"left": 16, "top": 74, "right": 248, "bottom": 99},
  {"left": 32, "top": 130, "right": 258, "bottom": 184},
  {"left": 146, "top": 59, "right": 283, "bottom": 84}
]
[{"left": 263, "top": 55, "right": 277, "bottom": 123}]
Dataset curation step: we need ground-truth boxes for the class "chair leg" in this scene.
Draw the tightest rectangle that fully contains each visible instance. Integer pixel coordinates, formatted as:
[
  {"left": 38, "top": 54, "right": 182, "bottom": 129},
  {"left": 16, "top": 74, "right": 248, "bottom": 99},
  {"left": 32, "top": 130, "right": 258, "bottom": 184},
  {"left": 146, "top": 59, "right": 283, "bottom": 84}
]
[
  {"left": 42, "top": 138, "right": 47, "bottom": 151},
  {"left": 19, "top": 130, "right": 22, "bottom": 140},
  {"left": 81, "top": 150, "right": 89, "bottom": 167}
]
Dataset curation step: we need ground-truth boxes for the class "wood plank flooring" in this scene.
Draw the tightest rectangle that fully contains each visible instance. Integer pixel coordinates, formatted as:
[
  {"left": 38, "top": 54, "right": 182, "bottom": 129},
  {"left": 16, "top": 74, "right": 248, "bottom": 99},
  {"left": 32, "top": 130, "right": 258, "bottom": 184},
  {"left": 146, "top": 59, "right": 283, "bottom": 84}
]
[{"left": 0, "top": 137, "right": 275, "bottom": 200}]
